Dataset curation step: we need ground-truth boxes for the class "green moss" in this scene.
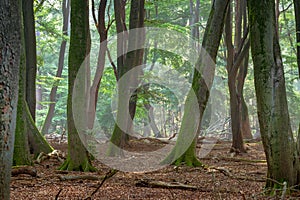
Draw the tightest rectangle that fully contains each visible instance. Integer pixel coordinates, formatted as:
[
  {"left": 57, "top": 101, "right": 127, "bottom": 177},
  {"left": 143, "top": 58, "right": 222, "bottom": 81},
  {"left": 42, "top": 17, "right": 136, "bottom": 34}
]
[{"left": 59, "top": 156, "right": 97, "bottom": 172}]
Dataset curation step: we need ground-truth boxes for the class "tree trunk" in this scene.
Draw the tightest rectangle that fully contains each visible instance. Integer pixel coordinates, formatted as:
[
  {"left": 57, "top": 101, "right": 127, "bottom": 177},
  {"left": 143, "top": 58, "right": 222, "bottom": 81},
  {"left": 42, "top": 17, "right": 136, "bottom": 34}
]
[
  {"left": 294, "top": 0, "right": 300, "bottom": 78},
  {"left": 13, "top": 32, "right": 32, "bottom": 166},
  {"left": 59, "top": 0, "right": 95, "bottom": 172},
  {"left": 0, "top": 0, "right": 21, "bottom": 198},
  {"left": 108, "top": 0, "right": 145, "bottom": 156},
  {"left": 23, "top": 0, "right": 37, "bottom": 120},
  {"left": 14, "top": 15, "right": 53, "bottom": 165},
  {"left": 162, "top": 0, "right": 230, "bottom": 166},
  {"left": 248, "top": 0, "right": 300, "bottom": 188},
  {"left": 42, "top": 0, "right": 70, "bottom": 134}
]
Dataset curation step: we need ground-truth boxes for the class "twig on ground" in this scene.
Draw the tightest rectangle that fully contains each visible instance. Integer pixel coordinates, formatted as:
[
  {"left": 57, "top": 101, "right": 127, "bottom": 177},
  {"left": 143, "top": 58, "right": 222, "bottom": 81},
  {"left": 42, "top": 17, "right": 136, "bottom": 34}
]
[
  {"left": 208, "top": 167, "right": 265, "bottom": 182},
  {"left": 55, "top": 188, "right": 63, "bottom": 200},
  {"left": 84, "top": 169, "right": 118, "bottom": 200}
]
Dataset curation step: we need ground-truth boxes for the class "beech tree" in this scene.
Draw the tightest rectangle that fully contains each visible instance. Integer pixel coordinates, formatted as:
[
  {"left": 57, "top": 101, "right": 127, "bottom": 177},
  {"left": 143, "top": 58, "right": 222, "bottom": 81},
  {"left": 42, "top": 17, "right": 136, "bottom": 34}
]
[
  {"left": 0, "top": 0, "right": 21, "bottom": 198},
  {"left": 294, "top": 0, "right": 300, "bottom": 78},
  {"left": 107, "top": 0, "right": 145, "bottom": 156},
  {"left": 13, "top": 0, "right": 53, "bottom": 166},
  {"left": 23, "top": 0, "right": 37, "bottom": 120},
  {"left": 224, "top": 0, "right": 251, "bottom": 153},
  {"left": 248, "top": 0, "right": 300, "bottom": 188},
  {"left": 59, "top": 0, "right": 96, "bottom": 171},
  {"left": 163, "top": 0, "right": 230, "bottom": 166},
  {"left": 41, "top": 0, "right": 70, "bottom": 134}
]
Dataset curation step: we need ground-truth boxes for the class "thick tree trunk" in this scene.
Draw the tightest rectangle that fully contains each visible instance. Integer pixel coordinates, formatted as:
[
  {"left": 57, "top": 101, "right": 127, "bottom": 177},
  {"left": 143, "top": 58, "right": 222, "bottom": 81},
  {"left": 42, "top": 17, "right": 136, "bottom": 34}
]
[
  {"left": 42, "top": 0, "right": 70, "bottom": 134},
  {"left": 13, "top": 36, "right": 32, "bottom": 166},
  {"left": 0, "top": 0, "right": 21, "bottom": 198},
  {"left": 163, "top": 0, "right": 230, "bottom": 166},
  {"left": 249, "top": 0, "right": 300, "bottom": 188},
  {"left": 14, "top": 15, "right": 53, "bottom": 165},
  {"left": 23, "top": 0, "right": 37, "bottom": 120},
  {"left": 59, "top": 0, "right": 95, "bottom": 172}
]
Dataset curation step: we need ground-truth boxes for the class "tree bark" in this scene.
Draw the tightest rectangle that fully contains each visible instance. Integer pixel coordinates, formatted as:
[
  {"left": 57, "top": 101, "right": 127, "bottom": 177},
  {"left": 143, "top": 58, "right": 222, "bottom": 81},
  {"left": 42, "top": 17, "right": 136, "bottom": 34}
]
[
  {"left": 162, "top": 0, "right": 230, "bottom": 166},
  {"left": 42, "top": 0, "right": 70, "bottom": 134},
  {"left": 14, "top": 15, "right": 53, "bottom": 165},
  {"left": 59, "top": 0, "right": 95, "bottom": 172},
  {"left": 248, "top": 0, "right": 300, "bottom": 188},
  {"left": 108, "top": 0, "right": 145, "bottom": 156},
  {"left": 23, "top": 0, "right": 37, "bottom": 120},
  {"left": 0, "top": 0, "right": 21, "bottom": 198},
  {"left": 294, "top": 0, "right": 300, "bottom": 78}
]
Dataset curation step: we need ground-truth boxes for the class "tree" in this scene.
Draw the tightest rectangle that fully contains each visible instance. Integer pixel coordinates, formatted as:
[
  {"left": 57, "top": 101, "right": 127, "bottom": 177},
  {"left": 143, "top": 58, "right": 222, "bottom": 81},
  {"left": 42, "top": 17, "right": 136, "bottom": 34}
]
[
  {"left": 23, "top": 0, "right": 37, "bottom": 120},
  {"left": 163, "top": 0, "right": 230, "bottom": 166},
  {"left": 294, "top": 0, "right": 300, "bottom": 78},
  {"left": 224, "top": 0, "right": 251, "bottom": 153},
  {"left": 248, "top": 0, "right": 300, "bottom": 188},
  {"left": 41, "top": 0, "right": 70, "bottom": 134},
  {"left": 13, "top": 0, "right": 53, "bottom": 165},
  {"left": 107, "top": 0, "right": 145, "bottom": 156},
  {"left": 0, "top": 0, "right": 21, "bottom": 198},
  {"left": 59, "top": 0, "right": 96, "bottom": 171}
]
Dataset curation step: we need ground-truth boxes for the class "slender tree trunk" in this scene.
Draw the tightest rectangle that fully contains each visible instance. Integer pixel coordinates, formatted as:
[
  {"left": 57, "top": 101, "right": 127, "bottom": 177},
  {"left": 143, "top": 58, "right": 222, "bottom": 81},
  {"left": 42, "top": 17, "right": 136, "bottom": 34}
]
[
  {"left": 162, "top": 0, "right": 230, "bottom": 166},
  {"left": 42, "top": 0, "right": 70, "bottom": 134},
  {"left": 0, "top": 1, "right": 21, "bottom": 198},
  {"left": 23, "top": 0, "right": 37, "bottom": 120},
  {"left": 87, "top": 0, "right": 109, "bottom": 129},
  {"left": 294, "top": 0, "right": 300, "bottom": 78},
  {"left": 248, "top": 0, "right": 300, "bottom": 188},
  {"left": 108, "top": 0, "right": 145, "bottom": 156}
]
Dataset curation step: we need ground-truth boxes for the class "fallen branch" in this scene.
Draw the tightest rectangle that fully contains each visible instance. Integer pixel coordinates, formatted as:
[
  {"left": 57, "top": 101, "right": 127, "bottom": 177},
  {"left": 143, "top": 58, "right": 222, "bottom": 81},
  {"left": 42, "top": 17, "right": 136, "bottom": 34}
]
[
  {"left": 136, "top": 179, "right": 197, "bottom": 190},
  {"left": 202, "top": 156, "right": 266, "bottom": 163},
  {"left": 58, "top": 175, "right": 102, "bottom": 181},
  {"left": 208, "top": 167, "right": 265, "bottom": 182},
  {"left": 84, "top": 169, "right": 118, "bottom": 200},
  {"left": 135, "top": 179, "right": 239, "bottom": 193},
  {"left": 11, "top": 166, "right": 37, "bottom": 177}
]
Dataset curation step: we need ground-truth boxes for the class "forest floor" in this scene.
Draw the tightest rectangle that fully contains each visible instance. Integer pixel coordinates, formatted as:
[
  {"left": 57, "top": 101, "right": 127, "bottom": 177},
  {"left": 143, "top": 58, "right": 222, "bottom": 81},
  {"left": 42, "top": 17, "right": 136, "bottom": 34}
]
[{"left": 9, "top": 137, "right": 300, "bottom": 200}]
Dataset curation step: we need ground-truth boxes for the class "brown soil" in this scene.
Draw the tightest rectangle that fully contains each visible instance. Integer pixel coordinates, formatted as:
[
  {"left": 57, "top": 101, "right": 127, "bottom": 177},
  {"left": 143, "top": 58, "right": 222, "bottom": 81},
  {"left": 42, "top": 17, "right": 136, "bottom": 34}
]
[{"left": 9, "top": 139, "right": 300, "bottom": 199}]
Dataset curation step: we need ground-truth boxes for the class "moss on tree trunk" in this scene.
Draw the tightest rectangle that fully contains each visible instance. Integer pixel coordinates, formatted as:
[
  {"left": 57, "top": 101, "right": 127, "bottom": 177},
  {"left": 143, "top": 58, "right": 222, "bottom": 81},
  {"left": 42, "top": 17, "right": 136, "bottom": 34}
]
[
  {"left": 162, "top": 0, "right": 230, "bottom": 167},
  {"left": 248, "top": 0, "right": 300, "bottom": 188}
]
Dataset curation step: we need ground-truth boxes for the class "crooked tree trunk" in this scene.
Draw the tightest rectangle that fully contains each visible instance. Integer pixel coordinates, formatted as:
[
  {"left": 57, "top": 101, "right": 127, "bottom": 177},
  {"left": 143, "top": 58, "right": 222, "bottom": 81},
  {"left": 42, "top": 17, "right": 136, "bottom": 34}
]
[
  {"left": 42, "top": 0, "right": 70, "bottom": 134},
  {"left": 0, "top": 0, "right": 21, "bottom": 198},
  {"left": 248, "top": 0, "right": 300, "bottom": 188},
  {"left": 225, "top": 0, "right": 252, "bottom": 153},
  {"left": 162, "top": 0, "right": 230, "bottom": 167},
  {"left": 59, "top": 0, "right": 95, "bottom": 172}
]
